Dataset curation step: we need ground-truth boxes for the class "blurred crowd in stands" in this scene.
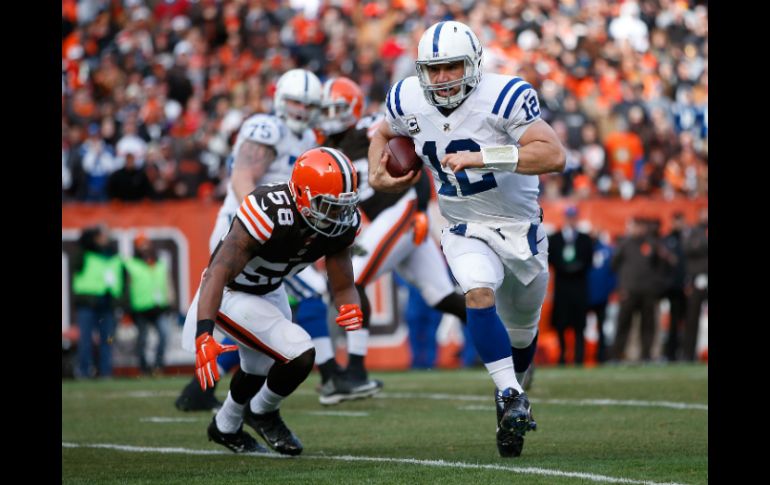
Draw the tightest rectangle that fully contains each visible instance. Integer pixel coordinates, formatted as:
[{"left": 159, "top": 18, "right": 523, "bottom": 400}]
[{"left": 62, "top": 0, "right": 707, "bottom": 203}]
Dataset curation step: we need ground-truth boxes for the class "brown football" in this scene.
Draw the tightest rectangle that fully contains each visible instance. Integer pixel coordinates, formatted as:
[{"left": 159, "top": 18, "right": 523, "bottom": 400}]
[{"left": 384, "top": 136, "right": 423, "bottom": 177}]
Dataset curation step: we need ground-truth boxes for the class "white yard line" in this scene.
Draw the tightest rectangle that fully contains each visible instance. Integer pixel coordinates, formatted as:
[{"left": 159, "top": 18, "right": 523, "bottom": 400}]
[
  {"left": 370, "top": 392, "right": 707, "bottom": 411},
  {"left": 69, "top": 388, "right": 706, "bottom": 411},
  {"left": 107, "top": 391, "right": 179, "bottom": 398},
  {"left": 139, "top": 417, "right": 200, "bottom": 423},
  {"left": 535, "top": 398, "right": 707, "bottom": 411},
  {"left": 62, "top": 442, "right": 690, "bottom": 485},
  {"left": 305, "top": 411, "right": 370, "bottom": 417}
]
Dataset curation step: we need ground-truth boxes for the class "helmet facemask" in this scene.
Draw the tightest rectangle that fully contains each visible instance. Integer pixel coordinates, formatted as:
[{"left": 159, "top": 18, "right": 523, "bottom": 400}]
[
  {"left": 320, "top": 100, "right": 355, "bottom": 135},
  {"left": 278, "top": 96, "right": 320, "bottom": 135},
  {"left": 289, "top": 146, "right": 359, "bottom": 238},
  {"left": 416, "top": 55, "right": 481, "bottom": 109},
  {"left": 295, "top": 187, "right": 359, "bottom": 237}
]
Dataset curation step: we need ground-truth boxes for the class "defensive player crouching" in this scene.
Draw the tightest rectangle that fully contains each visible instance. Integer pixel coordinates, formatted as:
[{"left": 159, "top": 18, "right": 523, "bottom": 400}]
[{"left": 182, "top": 147, "right": 364, "bottom": 454}]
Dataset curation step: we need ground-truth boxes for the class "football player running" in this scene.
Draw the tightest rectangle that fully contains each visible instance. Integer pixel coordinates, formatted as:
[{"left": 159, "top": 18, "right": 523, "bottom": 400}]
[
  {"left": 319, "top": 77, "right": 468, "bottom": 400},
  {"left": 367, "top": 21, "right": 566, "bottom": 457},
  {"left": 182, "top": 147, "right": 364, "bottom": 455}
]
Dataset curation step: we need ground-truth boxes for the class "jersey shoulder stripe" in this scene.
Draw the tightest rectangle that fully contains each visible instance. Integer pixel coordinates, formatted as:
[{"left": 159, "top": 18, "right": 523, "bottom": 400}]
[
  {"left": 491, "top": 76, "right": 524, "bottom": 115},
  {"left": 502, "top": 81, "right": 533, "bottom": 119},
  {"left": 386, "top": 77, "right": 421, "bottom": 119},
  {"left": 237, "top": 194, "right": 275, "bottom": 243},
  {"left": 385, "top": 86, "right": 395, "bottom": 118},
  {"left": 486, "top": 74, "right": 533, "bottom": 119},
  {"left": 237, "top": 205, "right": 269, "bottom": 242},
  {"left": 393, "top": 79, "right": 405, "bottom": 116}
]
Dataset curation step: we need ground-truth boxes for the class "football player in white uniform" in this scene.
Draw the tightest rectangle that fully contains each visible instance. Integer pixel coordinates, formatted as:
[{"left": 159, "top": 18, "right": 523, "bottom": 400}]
[
  {"left": 320, "top": 77, "right": 467, "bottom": 397},
  {"left": 366, "top": 21, "right": 566, "bottom": 457},
  {"left": 183, "top": 147, "right": 364, "bottom": 454}
]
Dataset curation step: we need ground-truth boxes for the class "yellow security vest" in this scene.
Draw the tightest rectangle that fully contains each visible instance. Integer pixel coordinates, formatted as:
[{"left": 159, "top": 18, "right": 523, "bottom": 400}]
[
  {"left": 124, "top": 257, "right": 170, "bottom": 312},
  {"left": 72, "top": 251, "right": 124, "bottom": 299}
]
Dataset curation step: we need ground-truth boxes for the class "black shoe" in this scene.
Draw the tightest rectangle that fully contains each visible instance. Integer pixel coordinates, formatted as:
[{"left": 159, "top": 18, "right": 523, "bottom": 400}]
[
  {"left": 243, "top": 408, "right": 303, "bottom": 456},
  {"left": 343, "top": 367, "right": 384, "bottom": 399},
  {"left": 495, "top": 388, "right": 537, "bottom": 458},
  {"left": 175, "top": 380, "right": 223, "bottom": 412},
  {"left": 348, "top": 374, "right": 383, "bottom": 397},
  {"left": 319, "top": 373, "right": 354, "bottom": 405},
  {"left": 319, "top": 373, "right": 382, "bottom": 405},
  {"left": 207, "top": 418, "right": 267, "bottom": 454}
]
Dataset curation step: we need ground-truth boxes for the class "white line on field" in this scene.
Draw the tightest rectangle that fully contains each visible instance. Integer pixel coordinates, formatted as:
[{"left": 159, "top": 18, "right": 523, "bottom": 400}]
[
  {"left": 536, "top": 398, "right": 708, "bottom": 411},
  {"left": 372, "top": 392, "right": 707, "bottom": 411},
  {"left": 458, "top": 405, "right": 490, "bottom": 411},
  {"left": 61, "top": 442, "right": 690, "bottom": 485},
  {"left": 140, "top": 417, "right": 199, "bottom": 423},
  {"left": 83, "top": 389, "right": 706, "bottom": 411},
  {"left": 305, "top": 411, "right": 370, "bottom": 417},
  {"left": 107, "top": 391, "right": 179, "bottom": 398}
]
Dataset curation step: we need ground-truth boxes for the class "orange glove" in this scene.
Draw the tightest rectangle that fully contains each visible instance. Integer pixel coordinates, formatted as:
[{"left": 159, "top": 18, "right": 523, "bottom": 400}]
[
  {"left": 335, "top": 303, "right": 364, "bottom": 331},
  {"left": 412, "top": 211, "right": 429, "bottom": 245},
  {"left": 195, "top": 333, "right": 238, "bottom": 390}
]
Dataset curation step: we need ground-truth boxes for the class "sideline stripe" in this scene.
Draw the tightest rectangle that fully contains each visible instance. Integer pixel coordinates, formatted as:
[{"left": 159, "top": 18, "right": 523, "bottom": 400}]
[{"left": 61, "top": 442, "right": 690, "bottom": 485}]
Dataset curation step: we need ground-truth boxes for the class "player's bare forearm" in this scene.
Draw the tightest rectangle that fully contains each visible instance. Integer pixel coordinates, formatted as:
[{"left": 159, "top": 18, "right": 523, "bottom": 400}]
[
  {"left": 197, "top": 221, "right": 258, "bottom": 325},
  {"left": 231, "top": 142, "right": 275, "bottom": 201},
  {"left": 231, "top": 169, "right": 258, "bottom": 202},
  {"left": 367, "top": 123, "right": 391, "bottom": 180},
  {"left": 515, "top": 120, "right": 566, "bottom": 175},
  {"left": 516, "top": 141, "right": 566, "bottom": 174},
  {"left": 326, "top": 248, "right": 361, "bottom": 309}
]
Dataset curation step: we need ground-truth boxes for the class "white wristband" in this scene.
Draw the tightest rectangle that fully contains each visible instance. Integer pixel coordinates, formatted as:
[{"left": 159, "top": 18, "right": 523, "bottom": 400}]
[{"left": 481, "top": 145, "right": 519, "bottom": 172}]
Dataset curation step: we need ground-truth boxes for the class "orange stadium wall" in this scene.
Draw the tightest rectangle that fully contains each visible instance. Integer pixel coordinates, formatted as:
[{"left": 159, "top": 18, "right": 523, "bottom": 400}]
[{"left": 62, "top": 197, "right": 707, "bottom": 372}]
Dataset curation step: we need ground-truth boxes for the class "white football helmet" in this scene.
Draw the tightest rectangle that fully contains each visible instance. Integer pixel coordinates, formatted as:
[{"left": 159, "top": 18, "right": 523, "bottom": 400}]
[
  {"left": 415, "top": 21, "right": 483, "bottom": 108},
  {"left": 273, "top": 69, "right": 322, "bottom": 135}
]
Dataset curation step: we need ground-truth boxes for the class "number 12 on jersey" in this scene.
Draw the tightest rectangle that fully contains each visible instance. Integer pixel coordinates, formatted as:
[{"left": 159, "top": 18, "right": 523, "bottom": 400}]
[{"left": 422, "top": 139, "right": 498, "bottom": 197}]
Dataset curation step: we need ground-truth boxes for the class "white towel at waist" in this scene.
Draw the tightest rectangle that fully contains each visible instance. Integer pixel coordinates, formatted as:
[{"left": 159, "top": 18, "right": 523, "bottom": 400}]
[{"left": 446, "top": 220, "right": 547, "bottom": 286}]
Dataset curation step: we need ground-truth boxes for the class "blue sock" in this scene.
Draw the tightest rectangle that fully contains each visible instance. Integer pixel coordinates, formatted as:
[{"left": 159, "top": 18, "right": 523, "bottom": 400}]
[
  {"left": 217, "top": 337, "right": 240, "bottom": 373},
  {"left": 466, "top": 305, "right": 512, "bottom": 363},
  {"left": 512, "top": 332, "right": 538, "bottom": 373},
  {"left": 295, "top": 296, "right": 329, "bottom": 339}
]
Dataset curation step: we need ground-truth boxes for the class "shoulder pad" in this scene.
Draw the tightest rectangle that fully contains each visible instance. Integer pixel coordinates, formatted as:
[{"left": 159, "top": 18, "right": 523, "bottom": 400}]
[{"left": 239, "top": 114, "right": 282, "bottom": 146}]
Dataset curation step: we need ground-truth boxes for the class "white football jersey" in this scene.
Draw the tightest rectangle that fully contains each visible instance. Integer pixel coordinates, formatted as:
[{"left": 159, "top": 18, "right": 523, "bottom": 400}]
[
  {"left": 385, "top": 73, "right": 543, "bottom": 225},
  {"left": 220, "top": 113, "right": 317, "bottom": 218}
]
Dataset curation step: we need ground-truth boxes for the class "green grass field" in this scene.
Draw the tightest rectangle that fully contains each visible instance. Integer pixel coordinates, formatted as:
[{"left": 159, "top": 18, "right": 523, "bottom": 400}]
[{"left": 62, "top": 364, "right": 707, "bottom": 484}]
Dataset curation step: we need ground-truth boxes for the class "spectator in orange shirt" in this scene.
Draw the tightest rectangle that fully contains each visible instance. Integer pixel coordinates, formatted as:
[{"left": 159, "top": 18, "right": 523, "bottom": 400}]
[{"left": 604, "top": 115, "right": 645, "bottom": 184}]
